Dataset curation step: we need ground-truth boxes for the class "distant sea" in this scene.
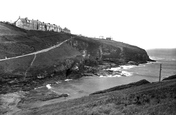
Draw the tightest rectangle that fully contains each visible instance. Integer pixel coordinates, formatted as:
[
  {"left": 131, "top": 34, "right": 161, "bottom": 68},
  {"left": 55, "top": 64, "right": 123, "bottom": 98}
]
[
  {"left": 145, "top": 48, "right": 176, "bottom": 80},
  {"left": 121, "top": 48, "right": 176, "bottom": 82},
  {"left": 94, "top": 48, "right": 176, "bottom": 83}
]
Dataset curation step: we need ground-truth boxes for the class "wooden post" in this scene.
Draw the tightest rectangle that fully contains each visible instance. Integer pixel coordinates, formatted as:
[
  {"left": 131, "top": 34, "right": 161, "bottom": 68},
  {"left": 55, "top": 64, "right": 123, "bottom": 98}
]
[{"left": 159, "top": 64, "right": 162, "bottom": 82}]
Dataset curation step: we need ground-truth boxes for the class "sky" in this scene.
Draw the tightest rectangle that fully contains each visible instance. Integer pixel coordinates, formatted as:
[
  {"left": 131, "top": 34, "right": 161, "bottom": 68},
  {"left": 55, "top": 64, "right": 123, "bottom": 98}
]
[{"left": 0, "top": 0, "right": 176, "bottom": 49}]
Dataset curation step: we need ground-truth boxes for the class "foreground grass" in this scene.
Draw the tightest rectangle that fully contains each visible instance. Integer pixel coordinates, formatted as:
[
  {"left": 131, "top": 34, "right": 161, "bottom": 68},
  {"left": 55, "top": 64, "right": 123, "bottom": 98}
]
[{"left": 15, "top": 78, "right": 176, "bottom": 115}]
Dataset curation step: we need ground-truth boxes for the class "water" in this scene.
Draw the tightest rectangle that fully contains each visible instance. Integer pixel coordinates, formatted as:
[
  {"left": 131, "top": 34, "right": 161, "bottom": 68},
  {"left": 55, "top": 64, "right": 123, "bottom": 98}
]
[
  {"left": 39, "top": 48, "right": 176, "bottom": 101},
  {"left": 146, "top": 49, "right": 176, "bottom": 80}
]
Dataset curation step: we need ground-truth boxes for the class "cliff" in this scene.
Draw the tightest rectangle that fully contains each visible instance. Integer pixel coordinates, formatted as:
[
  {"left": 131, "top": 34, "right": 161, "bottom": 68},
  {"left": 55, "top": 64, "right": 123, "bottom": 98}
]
[{"left": 0, "top": 22, "right": 151, "bottom": 94}]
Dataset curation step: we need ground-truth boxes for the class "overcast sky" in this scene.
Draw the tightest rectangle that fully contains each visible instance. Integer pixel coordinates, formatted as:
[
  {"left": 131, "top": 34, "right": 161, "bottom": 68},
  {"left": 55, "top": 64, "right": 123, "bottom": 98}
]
[{"left": 0, "top": 0, "right": 176, "bottom": 49}]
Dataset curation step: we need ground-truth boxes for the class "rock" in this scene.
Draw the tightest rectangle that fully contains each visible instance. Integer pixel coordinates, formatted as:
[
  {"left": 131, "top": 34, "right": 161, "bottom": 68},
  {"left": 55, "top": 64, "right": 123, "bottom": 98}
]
[
  {"left": 128, "top": 61, "right": 139, "bottom": 65},
  {"left": 0, "top": 91, "right": 25, "bottom": 114},
  {"left": 162, "top": 74, "right": 176, "bottom": 81}
]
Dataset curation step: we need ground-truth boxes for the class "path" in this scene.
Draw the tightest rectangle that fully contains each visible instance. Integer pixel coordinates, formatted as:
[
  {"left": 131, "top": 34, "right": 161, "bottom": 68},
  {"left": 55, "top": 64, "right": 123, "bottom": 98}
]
[{"left": 0, "top": 38, "right": 71, "bottom": 62}]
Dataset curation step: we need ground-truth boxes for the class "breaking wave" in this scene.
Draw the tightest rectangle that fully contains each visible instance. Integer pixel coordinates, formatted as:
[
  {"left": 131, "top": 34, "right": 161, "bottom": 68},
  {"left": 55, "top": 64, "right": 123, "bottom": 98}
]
[
  {"left": 99, "top": 70, "right": 133, "bottom": 78},
  {"left": 65, "top": 79, "right": 72, "bottom": 82}
]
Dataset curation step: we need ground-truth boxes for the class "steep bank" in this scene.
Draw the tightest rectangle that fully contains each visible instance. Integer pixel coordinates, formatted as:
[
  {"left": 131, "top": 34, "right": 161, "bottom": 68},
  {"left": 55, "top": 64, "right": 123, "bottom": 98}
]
[
  {"left": 0, "top": 22, "right": 152, "bottom": 94},
  {"left": 1, "top": 75, "right": 175, "bottom": 115}
]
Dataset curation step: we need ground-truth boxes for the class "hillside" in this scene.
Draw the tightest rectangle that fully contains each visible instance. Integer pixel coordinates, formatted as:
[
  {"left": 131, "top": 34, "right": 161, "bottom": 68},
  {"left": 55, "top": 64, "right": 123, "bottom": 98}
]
[
  {"left": 0, "top": 22, "right": 152, "bottom": 94},
  {"left": 1, "top": 75, "right": 175, "bottom": 115}
]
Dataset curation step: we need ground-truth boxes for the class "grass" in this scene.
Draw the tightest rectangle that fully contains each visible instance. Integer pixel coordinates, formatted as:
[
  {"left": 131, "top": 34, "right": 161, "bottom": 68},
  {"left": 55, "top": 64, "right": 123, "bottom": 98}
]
[
  {"left": 14, "top": 77, "right": 176, "bottom": 115},
  {"left": 163, "top": 74, "right": 176, "bottom": 81},
  {"left": 91, "top": 79, "right": 150, "bottom": 95},
  {"left": 0, "top": 22, "right": 156, "bottom": 106}
]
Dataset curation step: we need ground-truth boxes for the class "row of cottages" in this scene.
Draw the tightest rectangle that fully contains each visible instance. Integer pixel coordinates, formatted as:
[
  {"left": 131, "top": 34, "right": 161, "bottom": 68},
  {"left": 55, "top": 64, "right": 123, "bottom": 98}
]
[{"left": 15, "top": 17, "right": 70, "bottom": 33}]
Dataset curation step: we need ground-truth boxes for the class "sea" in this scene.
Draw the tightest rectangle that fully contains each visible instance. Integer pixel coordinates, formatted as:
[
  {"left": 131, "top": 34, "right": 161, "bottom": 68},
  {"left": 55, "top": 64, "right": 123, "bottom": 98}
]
[{"left": 36, "top": 48, "right": 176, "bottom": 102}]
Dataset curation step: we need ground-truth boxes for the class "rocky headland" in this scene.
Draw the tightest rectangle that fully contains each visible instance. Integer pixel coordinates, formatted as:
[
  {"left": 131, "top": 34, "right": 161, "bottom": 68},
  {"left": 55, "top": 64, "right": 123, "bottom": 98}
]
[
  {"left": 0, "top": 22, "right": 153, "bottom": 94},
  {"left": 1, "top": 22, "right": 175, "bottom": 115}
]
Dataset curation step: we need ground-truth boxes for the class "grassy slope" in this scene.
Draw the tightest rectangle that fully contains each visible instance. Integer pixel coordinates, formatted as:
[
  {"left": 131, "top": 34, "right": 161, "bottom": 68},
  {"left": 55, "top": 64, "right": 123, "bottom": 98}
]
[
  {"left": 0, "top": 43, "right": 82, "bottom": 94},
  {"left": 0, "top": 23, "right": 81, "bottom": 74},
  {"left": 97, "top": 39, "right": 150, "bottom": 63},
  {"left": 0, "top": 25, "right": 82, "bottom": 93},
  {"left": 0, "top": 22, "right": 26, "bottom": 35},
  {"left": 0, "top": 23, "right": 150, "bottom": 77},
  {"left": 15, "top": 78, "right": 176, "bottom": 115},
  {"left": 0, "top": 43, "right": 80, "bottom": 74},
  {"left": 0, "top": 22, "right": 72, "bottom": 58},
  {"left": 0, "top": 23, "right": 152, "bottom": 95},
  {"left": 0, "top": 22, "right": 149, "bottom": 60},
  {"left": 98, "top": 39, "right": 140, "bottom": 51}
]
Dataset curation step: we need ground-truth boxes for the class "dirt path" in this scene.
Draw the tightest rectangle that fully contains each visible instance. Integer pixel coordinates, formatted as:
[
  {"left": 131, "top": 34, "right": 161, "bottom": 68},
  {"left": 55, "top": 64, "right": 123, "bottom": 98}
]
[{"left": 0, "top": 38, "right": 71, "bottom": 62}]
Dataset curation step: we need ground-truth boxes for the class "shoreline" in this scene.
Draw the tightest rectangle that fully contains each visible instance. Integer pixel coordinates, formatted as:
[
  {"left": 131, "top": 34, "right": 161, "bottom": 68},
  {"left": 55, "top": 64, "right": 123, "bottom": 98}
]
[
  {"left": 0, "top": 61, "right": 149, "bottom": 95},
  {"left": 1, "top": 74, "right": 175, "bottom": 115},
  {"left": 0, "top": 61, "right": 156, "bottom": 114}
]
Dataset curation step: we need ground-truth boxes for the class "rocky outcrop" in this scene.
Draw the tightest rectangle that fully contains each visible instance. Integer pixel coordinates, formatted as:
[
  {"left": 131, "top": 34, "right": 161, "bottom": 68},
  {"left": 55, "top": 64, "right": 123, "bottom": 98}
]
[
  {"left": 162, "top": 74, "right": 176, "bottom": 81},
  {"left": 0, "top": 22, "right": 152, "bottom": 94}
]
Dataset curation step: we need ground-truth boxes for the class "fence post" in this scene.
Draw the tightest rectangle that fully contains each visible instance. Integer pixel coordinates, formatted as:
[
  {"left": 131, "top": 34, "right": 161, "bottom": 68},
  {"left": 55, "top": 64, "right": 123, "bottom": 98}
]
[{"left": 159, "top": 64, "right": 162, "bottom": 82}]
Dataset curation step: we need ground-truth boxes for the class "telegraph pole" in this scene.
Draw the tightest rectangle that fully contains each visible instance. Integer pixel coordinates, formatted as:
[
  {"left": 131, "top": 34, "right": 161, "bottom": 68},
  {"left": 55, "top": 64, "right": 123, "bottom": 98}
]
[{"left": 159, "top": 64, "right": 162, "bottom": 82}]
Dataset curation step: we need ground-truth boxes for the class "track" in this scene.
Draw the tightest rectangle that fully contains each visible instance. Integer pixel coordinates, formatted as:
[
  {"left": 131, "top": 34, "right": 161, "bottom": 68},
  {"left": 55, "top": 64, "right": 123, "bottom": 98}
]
[{"left": 0, "top": 38, "right": 71, "bottom": 62}]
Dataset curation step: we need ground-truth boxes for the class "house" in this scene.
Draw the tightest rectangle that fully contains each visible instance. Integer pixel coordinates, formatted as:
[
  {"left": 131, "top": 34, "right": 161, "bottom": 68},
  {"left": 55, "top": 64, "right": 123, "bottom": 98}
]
[
  {"left": 106, "top": 37, "right": 112, "bottom": 40},
  {"left": 62, "top": 27, "right": 71, "bottom": 33},
  {"left": 46, "top": 23, "right": 56, "bottom": 32},
  {"left": 15, "top": 17, "right": 39, "bottom": 30},
  {"left": 15, "top": 17, "right": 31, "bottom": 30},
  {"left": 38, "top": 22, "right": 45, "bottom": 31},
  {"left": 53, "top": 24, "right": 58, "bottom": 32},
  {"left": 57, "top": 26, "right": 62, "bottom": 32},
  {"left": 30, "top": 19, "right": 38, "bottom": 30},
  {"left": 46, "top": 23, "right": 51, "bottom": 31},
  {"left": 50, "top": 24, "right": 54, "bottom": 31}
]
